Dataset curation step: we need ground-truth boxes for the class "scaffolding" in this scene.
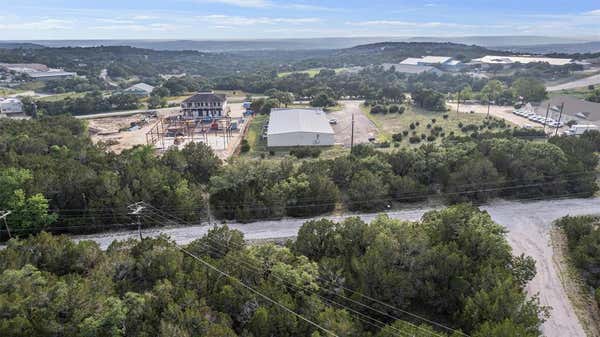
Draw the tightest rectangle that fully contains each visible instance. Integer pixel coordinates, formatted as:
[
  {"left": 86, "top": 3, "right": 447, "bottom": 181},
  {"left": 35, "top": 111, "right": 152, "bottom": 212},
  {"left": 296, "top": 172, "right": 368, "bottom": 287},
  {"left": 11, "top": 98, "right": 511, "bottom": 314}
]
[{"left": 146, "top": 114, "right": 234, "bottom": 152}]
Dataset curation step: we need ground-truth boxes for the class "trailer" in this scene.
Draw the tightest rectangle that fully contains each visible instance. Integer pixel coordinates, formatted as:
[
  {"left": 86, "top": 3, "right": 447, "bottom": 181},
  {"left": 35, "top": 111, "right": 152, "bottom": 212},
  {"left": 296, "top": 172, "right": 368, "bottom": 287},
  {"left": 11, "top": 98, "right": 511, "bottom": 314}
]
[{"left": 564, "top": 124, "right": 599, "bottom": 136}]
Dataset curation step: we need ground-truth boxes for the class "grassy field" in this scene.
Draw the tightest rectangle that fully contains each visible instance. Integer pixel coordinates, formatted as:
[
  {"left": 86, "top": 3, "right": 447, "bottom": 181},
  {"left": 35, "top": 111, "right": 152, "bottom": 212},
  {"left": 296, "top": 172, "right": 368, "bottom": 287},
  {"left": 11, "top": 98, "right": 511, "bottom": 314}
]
[
  {"left": 277, "top": 67, "right": 350, "bottom": 78},
  {"left": 361, "top": 104, "right": 502, "bottom": 145},
  {"left": 37, "top": 92, "right": 87, "bottom": 102},
  {"left": 550, "top": 87, "right": 595, "bottom": 100}
]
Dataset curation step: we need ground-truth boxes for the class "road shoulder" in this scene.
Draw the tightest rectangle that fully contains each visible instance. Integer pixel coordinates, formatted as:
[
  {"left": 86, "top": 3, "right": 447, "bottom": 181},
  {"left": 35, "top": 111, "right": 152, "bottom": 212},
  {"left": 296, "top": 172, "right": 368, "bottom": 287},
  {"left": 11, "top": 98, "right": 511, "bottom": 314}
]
[{"left": 550, "top": 227, "right": 600, "bottom": 337}]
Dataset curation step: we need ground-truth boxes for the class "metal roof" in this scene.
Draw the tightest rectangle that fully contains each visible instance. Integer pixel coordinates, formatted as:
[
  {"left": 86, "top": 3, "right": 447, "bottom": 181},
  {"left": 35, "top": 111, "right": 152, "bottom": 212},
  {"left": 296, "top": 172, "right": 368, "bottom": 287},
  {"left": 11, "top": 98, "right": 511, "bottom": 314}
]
[
  {"left": 475, "top": 55, "right": 573, "bottom": 66},
  {"left": 400, "top": 56, "right": 453, "bottom": 65},
  {"left": 381, "top": 63, "right": 440, "bottom": 74},
  {"left": 268, "top": 108, "right": 334, "bottom": 135},
  {"left": 183, "top": 92, "right": 226, "bottom": 103},
  {"left": 127, "top": 83, "right": 155, "bottom": 93}
]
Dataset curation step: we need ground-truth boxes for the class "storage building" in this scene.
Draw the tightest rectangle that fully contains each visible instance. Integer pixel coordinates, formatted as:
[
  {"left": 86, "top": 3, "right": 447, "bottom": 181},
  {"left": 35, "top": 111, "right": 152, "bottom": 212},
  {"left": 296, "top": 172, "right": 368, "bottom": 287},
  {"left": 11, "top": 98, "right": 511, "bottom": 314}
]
[{"left": 267, "top": 108, "right": 334, "bottom": 147}]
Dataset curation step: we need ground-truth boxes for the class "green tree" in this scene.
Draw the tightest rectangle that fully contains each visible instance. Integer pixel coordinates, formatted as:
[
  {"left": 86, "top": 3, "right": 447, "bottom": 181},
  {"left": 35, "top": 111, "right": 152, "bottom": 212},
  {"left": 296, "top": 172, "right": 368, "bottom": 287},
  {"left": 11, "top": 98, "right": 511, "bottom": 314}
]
[{"left": 347, "top": 170, "right": 388, "bottom": 211}]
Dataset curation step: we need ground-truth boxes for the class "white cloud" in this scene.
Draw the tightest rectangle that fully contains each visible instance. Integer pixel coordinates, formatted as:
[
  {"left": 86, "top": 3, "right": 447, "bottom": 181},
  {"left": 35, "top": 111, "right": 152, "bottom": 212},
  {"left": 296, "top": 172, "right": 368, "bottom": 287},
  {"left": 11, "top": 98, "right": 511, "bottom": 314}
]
[
  {"left": 197, "top": 14, "right": 320, "bottom": 26},
  {"left": 91, "top": 23, "right": 177, "bottom": 32},
  {"left": 0, "top": 19, "right": 73, "bottom": 30},
  {"left": 96, "top": 18, "right": 135, "bottom": 24},
  {"left": 584, "top": 9, "right": 600, "bottom": 15},
  {"left": 132, "top": 15, "right": 158, "bottom": 20},
  {"left": 348, "top": 20, "right": 474, "bottom": 29},
  {"left": 202, "top": 0, "right": 270, "bottom": 8}
]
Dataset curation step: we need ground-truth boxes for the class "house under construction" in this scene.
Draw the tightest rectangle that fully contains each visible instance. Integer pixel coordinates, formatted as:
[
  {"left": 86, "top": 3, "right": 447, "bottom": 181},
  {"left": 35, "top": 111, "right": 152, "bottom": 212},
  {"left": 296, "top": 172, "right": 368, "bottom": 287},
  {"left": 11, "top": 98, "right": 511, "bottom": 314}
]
[{"left": 146, "top": 91, "right": 236, "bottom": 151}]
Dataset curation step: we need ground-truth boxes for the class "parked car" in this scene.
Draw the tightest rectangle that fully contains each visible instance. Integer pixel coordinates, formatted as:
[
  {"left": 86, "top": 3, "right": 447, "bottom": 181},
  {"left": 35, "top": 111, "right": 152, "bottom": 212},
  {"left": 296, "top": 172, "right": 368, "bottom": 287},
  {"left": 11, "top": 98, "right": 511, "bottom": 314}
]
[{"left": 329, "top": 119, "right": 337, "bottom": 125}]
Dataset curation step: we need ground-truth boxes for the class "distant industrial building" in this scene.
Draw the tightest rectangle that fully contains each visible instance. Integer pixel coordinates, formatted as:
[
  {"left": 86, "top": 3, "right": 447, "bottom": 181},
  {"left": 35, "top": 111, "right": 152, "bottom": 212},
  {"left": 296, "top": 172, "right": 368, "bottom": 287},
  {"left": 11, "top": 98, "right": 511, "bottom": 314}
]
[
  {"left": 124, "top": 83, "right": 155, "bottom": 97},
  {"left": 0, "top": 97, "right": 24, "bottom": 117},
  {"left": 474, "top": 55, "right": 574, "bottom": 66},
  {"left": 0, "top": 63, "right": 76, "bottom": 81},
  {"left": 267, "top": 108, "right": 334, "bottom": 147},
  {"left": 381, "top": 63, "right": 442, "bottom": 75},
  {"left": 400, "top": 56, "right": 463, "bottom": 71},
  {"left": 181, "top": 91, "right": 228, "bottom": 119}
]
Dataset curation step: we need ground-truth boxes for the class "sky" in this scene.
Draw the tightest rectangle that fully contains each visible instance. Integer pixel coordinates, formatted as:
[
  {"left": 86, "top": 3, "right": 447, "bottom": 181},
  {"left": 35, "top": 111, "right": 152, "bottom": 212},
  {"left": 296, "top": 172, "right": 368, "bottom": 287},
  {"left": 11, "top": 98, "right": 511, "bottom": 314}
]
[{"left": 1, "top": 0, "right": 600, "bottom": 40}]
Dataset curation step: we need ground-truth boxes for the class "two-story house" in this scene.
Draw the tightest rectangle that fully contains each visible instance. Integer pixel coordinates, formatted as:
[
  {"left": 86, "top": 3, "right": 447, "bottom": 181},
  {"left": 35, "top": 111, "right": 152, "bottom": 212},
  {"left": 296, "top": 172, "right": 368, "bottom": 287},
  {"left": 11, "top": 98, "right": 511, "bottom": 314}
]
[{"left": 181, "top": 91, "right": 227, "bottom": 119}]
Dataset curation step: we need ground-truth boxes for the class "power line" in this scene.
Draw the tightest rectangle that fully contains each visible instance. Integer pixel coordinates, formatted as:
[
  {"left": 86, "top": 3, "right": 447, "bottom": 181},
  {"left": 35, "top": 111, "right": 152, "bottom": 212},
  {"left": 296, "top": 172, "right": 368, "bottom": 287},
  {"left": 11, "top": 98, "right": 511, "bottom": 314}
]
[
  {"left": 143, "top": 205, "right": 471, "bottom": 336},
  {"left": 176, "top": 245, "right": 341, "bottom": 337},
  {"left": 141, "top": 208, "right": 440, "bottom": 337}
]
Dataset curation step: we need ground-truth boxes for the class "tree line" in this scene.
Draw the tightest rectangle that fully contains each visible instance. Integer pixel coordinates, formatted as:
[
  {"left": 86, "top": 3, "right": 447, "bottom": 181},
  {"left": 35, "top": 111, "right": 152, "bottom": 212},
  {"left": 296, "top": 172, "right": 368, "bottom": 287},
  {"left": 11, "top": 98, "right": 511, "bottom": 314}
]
[
  {"left": 555, "top": 215, "right": 600, "bottom": 307},
  {"left": 1, "top": 116, "right": 598, "bottom": 237},
  {"left": 0, "top": 204, "right": 548, "bottom": 336}
]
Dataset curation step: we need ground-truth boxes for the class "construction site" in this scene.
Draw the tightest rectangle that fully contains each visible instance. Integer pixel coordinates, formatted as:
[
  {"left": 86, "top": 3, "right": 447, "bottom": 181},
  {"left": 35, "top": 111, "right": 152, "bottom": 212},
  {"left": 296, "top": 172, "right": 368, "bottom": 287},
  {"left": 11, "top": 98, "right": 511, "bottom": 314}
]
[{"left": 88, "top": 93, "right": 252, "bottom": 159}]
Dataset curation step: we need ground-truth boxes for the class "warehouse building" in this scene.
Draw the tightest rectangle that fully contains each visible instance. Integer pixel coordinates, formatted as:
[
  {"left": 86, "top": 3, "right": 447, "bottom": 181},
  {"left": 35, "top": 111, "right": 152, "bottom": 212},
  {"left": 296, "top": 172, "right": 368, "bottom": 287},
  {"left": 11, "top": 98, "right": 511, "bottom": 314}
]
[{"left": 267, "top": 108, "right": 334, "bottom": 147}]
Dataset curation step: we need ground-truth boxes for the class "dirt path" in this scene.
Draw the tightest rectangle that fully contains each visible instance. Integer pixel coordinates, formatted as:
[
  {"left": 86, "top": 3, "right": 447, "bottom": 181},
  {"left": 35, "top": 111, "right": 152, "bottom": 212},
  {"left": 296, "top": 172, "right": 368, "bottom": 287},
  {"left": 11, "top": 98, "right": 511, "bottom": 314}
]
[
  {"left": 482, "top": 199, "right": 599, "bottom": 337},
  {"left": 328, "top": 100, "right": 378, "bottom": 146}
]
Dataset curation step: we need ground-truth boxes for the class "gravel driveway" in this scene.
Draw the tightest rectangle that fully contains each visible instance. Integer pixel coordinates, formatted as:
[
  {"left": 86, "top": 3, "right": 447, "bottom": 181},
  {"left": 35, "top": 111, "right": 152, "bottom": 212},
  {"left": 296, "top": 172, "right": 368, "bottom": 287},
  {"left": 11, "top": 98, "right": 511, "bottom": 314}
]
[
  {"left": 327, "top": 100, "right": 378, "bottom": 146},
  {"left": 73, "top": 197, "right": 599, "bottom": 336}
]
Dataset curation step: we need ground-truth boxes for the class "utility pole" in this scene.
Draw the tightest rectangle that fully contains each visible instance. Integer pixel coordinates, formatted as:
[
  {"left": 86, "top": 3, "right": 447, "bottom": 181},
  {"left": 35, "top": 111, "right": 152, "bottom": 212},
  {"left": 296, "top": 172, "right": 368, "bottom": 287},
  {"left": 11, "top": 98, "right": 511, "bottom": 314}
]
[
  {"left": 456, "top": 91, "right": 461, "bottom": 119},
  {"left": 555, "top": 102, "right": 564, "bottom": 137},
  {"left": 0, "top": 210, "right": 12, "bottom": 239},
  {"left": 350, "top": 112, "right": 355, "bottom": 153},
  {"left": 128, "top": 202, "right": 145, "bottom": 240},
  {"left": 543, "top": 103, "right": 550, "bottom": 133}
]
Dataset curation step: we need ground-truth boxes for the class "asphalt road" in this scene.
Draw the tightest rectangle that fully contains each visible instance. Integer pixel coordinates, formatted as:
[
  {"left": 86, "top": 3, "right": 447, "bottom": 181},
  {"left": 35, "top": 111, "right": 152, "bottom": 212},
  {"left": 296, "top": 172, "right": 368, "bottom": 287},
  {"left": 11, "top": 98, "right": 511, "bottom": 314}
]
[
  {"left": 72, "top": 197, "right": 600, "bottom": 336},
  {"left": 547, "top": 73, "right": 600, "bottom": 92}
]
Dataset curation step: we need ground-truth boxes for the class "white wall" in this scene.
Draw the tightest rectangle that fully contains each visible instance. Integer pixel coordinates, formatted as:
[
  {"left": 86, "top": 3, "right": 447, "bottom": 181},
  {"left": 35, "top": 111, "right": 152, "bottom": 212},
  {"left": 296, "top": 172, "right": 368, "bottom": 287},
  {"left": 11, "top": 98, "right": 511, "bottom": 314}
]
[
  {"left": 0, "top": 100, "right": 23, "bottom": 113},
  {"left": 268, "top": 132, "right": 334, "bottom": 147}
]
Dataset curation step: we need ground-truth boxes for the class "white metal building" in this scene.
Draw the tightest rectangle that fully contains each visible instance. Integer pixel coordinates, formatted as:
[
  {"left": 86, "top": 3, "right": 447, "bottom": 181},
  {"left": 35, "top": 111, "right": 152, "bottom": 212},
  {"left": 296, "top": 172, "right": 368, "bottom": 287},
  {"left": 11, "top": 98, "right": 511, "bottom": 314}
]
[
  {"left": 267, "top": 108, "right": 335, "bottom": 147},
  {"left": 0, "top": 98, "right": 23, "bottom": 115}
]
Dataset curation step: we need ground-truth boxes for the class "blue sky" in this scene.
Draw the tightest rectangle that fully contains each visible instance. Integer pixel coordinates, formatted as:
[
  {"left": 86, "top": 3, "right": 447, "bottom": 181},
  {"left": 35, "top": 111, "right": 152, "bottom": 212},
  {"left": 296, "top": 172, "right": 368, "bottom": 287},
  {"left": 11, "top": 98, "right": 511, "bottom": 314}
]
[{"left": 2, "top": 0, "right": 600, "bottom": 40}]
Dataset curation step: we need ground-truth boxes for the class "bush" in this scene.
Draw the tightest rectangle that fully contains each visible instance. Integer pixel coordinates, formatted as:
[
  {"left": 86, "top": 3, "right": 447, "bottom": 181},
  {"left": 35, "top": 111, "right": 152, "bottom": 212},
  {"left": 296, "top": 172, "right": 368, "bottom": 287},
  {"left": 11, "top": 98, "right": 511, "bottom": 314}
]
[
  {"left": 402, "top": 130, "right": 409, "bottom": 136},
  {"left": 388, "top": 105, "right": 400, "bottom": 113},
  {"left": 392, "top": 133, "right": 402, "bottom": 142},
  {"left": 409, "top": 123, "right": 416, "bottom": 130},
  {"left": 415, "top": 121, "right": 420, "bottom": 126},
  {"left": 443, "top": 114, "right": 449, "bottom": 119},
  {"left": 426, "top": 124, "right": 432, "bottom": 129},
  {"left": 431, "top": 118, "right": 436, "bottom": 123},
  {"left": 290, "top": 146, "right": 321, "bottom": 159},
  {"left": 269, "top": 150, "right": 275, "bottom": 156},
  {"left": 426, "top": 135, "right": 436, "bottom": 142},
  {"left": 240, "top": 139, "right": 250, "bottom": 153},
  {"left": 370, "top": 105, "right": 387, "bottom": 114},
  {"left": 398, "top": 106, "right": 406, "bottom": 114},
  {"left": 458, "top": 122, "right": 464, "bottom": 128},
  {"left": 409, "top": 136, "right": 421, "bottom": 144},
  {"left": 596, "top": 288, "right": 600, "bottom": 305},
  {"left": 420, "top": 133, "right": 426, "bottom": 140}
]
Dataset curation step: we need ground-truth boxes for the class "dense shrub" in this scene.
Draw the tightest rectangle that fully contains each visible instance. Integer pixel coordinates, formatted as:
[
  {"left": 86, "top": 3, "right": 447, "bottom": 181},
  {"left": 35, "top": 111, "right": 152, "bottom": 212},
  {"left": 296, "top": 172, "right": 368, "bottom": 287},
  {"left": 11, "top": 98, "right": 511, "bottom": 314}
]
[{"left": 290, "top": 146, "right": 322, "bottom": 159}]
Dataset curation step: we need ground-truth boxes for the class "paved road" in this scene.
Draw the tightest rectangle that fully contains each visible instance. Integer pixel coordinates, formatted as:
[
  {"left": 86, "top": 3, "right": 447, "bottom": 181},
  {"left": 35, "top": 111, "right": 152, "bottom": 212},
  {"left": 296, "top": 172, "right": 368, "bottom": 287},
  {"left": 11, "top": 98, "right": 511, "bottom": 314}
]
[
  {"left": 73, "top": 197, "right": 599, "bottom": 337},
  {"left": 75, "top": 107, "right": 180, "bottom": 120},
  {"left": 547, "top": 73, "right": 600, "bottom": 92},
  {"left": 328, "top": 100, "right": 378, "bottom": 146}
]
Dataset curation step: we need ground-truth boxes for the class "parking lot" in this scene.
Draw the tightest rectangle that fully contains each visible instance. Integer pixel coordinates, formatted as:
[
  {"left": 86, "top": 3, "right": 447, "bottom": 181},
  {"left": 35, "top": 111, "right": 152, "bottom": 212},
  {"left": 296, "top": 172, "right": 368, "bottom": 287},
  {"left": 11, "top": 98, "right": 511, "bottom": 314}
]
[{"left": 328, "top": 100, "right": 378, "bottom": 146}]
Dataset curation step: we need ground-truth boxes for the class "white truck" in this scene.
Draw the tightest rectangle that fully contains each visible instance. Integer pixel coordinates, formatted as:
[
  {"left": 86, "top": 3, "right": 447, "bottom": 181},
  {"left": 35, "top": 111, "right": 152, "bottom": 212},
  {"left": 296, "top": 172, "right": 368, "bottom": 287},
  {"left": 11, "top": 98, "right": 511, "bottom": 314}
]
[{"left": 564, "top": 124, "right": 599, "bottom": 136}]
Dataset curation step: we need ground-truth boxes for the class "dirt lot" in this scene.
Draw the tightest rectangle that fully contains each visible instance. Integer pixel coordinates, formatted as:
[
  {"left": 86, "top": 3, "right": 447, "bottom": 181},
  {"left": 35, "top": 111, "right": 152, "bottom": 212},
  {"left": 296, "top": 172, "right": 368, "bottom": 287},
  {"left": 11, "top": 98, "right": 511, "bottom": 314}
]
[
  {"left": 454, "top": 102, "right": 568, "bottom": 133},
  {"left": 89, "top": 113, "right": 160, "bottom": 153},
  {"left": 328, "top": 100, "right": 378, "bottom": 146},
  {"left": 89, "top": 103, "right": 246, "bottom": 157}
]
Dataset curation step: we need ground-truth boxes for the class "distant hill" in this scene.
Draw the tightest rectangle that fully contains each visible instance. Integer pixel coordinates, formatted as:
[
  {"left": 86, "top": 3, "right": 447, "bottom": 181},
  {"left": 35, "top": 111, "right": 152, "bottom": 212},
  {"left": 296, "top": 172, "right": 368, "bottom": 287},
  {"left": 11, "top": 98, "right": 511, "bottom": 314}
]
[
  {"left": 9, "top": 36, "right": 596, "bottom": 52},
  {"left": 497, "top": 41, "right": 600, "bottom": 54},
  {"left": 0, "top": 42, "right": 44, "bottom": 49},
  {"left": 407, "top": 35, "right": 592, "bottom": 47}
]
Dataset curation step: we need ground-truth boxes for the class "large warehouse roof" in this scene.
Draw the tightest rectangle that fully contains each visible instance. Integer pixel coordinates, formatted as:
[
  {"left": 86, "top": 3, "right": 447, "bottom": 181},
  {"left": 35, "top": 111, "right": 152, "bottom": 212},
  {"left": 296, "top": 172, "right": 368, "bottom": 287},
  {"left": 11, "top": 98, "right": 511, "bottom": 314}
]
[
  {"left": 474, "top": 55, "right": 573, "bottom": 66},
  {"left": 268, "top": 108, "right": 334, "bottom": 135}
]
